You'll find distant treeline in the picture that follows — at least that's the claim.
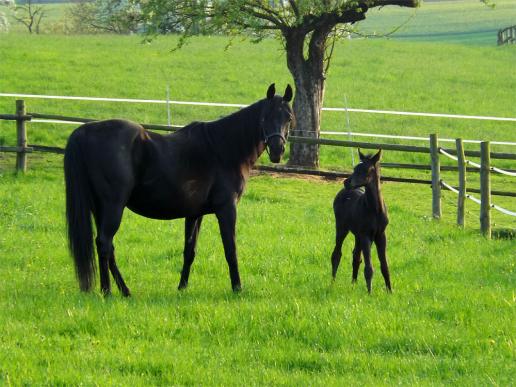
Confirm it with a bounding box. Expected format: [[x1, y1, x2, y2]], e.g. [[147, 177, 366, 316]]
[[14, 0, 71, 4]]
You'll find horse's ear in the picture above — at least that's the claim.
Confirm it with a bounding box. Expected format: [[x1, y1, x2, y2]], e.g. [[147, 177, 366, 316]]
[[371, 149, 382, 164], [358, 148, 366, 161], [283, 84, 293, 102], [267, 83, 276, 100]]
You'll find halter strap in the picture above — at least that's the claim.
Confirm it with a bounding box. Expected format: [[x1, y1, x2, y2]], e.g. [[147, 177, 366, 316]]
[[263, 129, 287, 145], [262, 128, 287, 158]]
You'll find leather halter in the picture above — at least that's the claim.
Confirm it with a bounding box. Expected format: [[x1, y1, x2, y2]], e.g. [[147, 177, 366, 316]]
[[262, 127, 287, 157]]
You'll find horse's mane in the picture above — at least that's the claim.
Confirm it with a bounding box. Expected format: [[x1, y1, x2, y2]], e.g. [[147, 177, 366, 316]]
[[176, 100, 264, 166]]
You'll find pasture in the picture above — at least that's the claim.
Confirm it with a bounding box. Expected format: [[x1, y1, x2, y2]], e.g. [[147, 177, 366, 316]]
[[0, 160, 515, 385], [1, 4, 516, 384]]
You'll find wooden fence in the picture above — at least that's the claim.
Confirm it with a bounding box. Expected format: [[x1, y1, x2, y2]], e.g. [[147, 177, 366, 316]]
[[1, 99, 515, 238], [498, 25, 516, 45]]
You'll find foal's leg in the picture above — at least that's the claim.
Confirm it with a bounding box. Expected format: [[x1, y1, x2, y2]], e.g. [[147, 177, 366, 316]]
[[216, 202, 241, 292], [95, 205, 127, 296], [352, 236, 362, 283], [331, 224, 348, 279], [178, 216, 203, 290], [360, 237, 374, 294], [375, 232, 392, 292]]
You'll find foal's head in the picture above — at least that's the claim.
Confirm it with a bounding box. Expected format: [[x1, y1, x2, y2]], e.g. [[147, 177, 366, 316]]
[[344, 149, 382, 190], [260, 83, 295, 163]]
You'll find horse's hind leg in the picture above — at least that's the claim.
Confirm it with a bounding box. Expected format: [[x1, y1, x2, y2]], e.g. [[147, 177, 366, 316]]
[[109, 250, 131, 297], [375, 232, 392, 292], [352, 236, 362, 283], [331, 223, 348, 279], [178, 216, 203, 290], [360, 237, 374, 293], [94, 204, 129, 296]]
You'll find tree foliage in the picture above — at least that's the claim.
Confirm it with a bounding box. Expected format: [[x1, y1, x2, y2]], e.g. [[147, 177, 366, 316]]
[[67, 0, 142, 34], [11, 0, 46, 34], [0, 11, 9, 33], [140, 1, 420, 167]]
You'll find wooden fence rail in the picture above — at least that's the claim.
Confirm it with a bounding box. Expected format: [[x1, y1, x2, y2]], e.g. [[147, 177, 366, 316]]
[[1, 100, 515, 237]]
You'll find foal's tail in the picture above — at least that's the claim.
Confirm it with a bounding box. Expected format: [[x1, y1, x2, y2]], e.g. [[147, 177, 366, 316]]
[[64, 133, 95, 291]]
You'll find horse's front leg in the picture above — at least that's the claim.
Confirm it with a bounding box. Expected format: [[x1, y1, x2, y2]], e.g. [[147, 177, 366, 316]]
[[375, 231, 392, 292], [178, 216, 203, 290], [360, 236, 374, 294], [216, 202, 241, 292]]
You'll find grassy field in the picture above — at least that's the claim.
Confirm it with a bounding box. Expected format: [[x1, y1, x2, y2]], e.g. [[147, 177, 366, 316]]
[[0, 158, 514, 385], [0, 3, 515, 384], [1, 31, 515, 196], [360, 0, 516, 45], [3, 0, 516, 45]]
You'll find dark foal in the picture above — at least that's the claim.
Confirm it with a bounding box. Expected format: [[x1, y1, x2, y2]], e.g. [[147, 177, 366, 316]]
[[331, 149, 392, 293], [64, 83, 294, 296]]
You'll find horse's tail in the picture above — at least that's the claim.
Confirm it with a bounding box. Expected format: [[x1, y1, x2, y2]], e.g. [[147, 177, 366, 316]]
[[64, 132, 95, 291]]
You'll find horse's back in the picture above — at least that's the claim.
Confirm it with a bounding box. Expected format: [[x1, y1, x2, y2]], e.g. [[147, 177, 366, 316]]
[[333, 187, 388, 235], [69, 119, 146, 145], [333, 187, 362, 213], [333, 187, 366, 232], [66, 119, 147, 202]]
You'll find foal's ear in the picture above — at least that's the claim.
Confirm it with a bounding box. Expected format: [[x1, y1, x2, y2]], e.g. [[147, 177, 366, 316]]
[[371, 149, 382, 164], [358, 148, 366, 161], [267, 83, 276, 100], [283, 84, 293, 102]]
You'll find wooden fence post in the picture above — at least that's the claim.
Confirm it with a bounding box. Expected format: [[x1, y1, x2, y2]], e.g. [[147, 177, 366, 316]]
[[16, 99, 28, 173], [480, 141, 491, 238], [430, 133, 441, 219], [456, 138, 466, 227]]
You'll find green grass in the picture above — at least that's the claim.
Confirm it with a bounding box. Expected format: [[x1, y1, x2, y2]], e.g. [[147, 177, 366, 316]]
[[3, 0, 516, 45], [0, 158, 514, 385], [359, 0, 516, 45], [0, 9, 515, 383], [1, 32, 514, 194]]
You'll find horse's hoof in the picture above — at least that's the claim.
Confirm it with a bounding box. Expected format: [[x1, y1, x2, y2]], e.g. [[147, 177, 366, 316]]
[[178, 283, 188, 291], [121, 288, 131, 297], [232, 284, 242, 293]]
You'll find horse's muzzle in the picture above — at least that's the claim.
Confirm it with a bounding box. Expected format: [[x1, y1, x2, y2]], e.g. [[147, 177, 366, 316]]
[[266, 137, 285, 163]]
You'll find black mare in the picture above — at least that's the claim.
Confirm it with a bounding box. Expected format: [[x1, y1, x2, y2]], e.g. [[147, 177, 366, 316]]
[[64, 84, 294, 296], [330, 149, 392, 293]]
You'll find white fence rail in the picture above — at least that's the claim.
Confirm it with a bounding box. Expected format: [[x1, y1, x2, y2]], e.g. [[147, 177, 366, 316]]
[[2, 92, 516, 148], [2, 92, 516, 122], [436, 141, 515, 239]]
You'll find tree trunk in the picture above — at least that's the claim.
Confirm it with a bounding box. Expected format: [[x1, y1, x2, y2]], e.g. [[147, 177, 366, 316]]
[[284, 27, 330, 168], [289, 73, 324, 167]]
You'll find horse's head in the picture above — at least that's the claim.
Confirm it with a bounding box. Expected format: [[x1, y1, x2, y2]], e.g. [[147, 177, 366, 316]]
[[344, 149, 382, 189], [260, 83, 295, 163]]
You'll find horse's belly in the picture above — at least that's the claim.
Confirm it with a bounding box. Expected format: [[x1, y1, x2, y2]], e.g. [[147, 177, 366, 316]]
[[127, 180, 211, 220]]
